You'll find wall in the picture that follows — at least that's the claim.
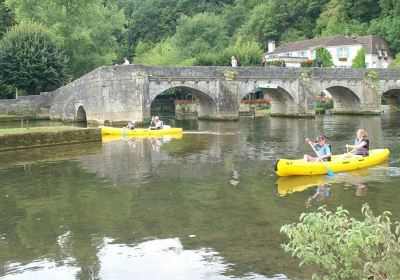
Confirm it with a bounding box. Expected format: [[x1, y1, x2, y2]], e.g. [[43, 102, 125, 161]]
[[0, 92, 53, 115], [2, 66, 399, 122], [327, 44, 363, 68]]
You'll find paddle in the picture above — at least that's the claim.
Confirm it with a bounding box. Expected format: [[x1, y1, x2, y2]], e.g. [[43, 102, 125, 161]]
[[308, 141, 335, 176], [148, 116, 154, 129]]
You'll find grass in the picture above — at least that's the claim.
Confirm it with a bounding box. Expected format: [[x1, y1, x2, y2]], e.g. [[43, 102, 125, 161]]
[[255, 109, 271, 115], [0, 126, 80, 135]]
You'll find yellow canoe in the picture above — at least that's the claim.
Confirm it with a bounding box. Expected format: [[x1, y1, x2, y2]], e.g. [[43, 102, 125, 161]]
[[100, 126, 183, 136], [275, 148, 390, 176], [102, 133, 182, 142]]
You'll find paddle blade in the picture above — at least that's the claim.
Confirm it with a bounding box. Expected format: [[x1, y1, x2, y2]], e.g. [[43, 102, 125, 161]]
[[326, 166, 335, 176]]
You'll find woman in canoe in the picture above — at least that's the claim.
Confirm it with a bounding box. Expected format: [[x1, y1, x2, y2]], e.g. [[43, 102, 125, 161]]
[[345, 129, 369, 157], [304, 135, 332, 162]]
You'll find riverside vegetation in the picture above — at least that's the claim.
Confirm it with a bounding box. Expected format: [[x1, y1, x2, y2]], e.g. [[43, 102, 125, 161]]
[[281, 204, 400, 280], [1, 0, 400, 98]]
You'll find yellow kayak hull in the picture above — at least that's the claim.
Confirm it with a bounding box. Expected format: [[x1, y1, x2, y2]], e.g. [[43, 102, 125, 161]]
[[100, 126, 183, 136], [102, 134, 182, 142], [275, 148, 390, 176]]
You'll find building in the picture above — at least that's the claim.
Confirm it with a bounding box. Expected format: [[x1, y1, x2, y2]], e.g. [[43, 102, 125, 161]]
[[264, 35, 393, 68]]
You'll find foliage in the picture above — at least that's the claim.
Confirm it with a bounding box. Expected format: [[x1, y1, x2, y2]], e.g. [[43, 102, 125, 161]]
[[132, 37, 181, 66], [0, 0, 15, 38], [174, 13, 229, 59], [281, 204, 400, 280], [351, 47, 366, 68], [0, 82, 13, 99], [2, 0, 400, 80], [315, 47, 334, 67], [369, 16, 400, 53], [5, 0, 126, 78], [0, 22, 68, 95], [389, 52, 400, 68], [123, 0, 181, 56], [266, 60, 286, 67]]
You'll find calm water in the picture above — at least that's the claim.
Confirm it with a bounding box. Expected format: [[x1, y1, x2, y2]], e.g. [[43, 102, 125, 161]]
[[0, 115, 400, 280]]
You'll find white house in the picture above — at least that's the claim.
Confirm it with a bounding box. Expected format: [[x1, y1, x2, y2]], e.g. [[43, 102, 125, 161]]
[[264, 35, 393, 68]]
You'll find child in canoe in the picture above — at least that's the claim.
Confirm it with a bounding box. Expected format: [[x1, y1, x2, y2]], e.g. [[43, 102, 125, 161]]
[[304, 135, 332, 162], [344, 129, 369, 157]]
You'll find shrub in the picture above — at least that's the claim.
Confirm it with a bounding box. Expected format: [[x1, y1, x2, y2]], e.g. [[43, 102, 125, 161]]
[[281, 204, 400, 280], [351, 47, 366, 68], [0, 22, 68, 95]]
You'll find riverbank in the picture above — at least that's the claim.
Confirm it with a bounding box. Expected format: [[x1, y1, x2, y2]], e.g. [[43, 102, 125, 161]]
[[0, 126, 101, 151], [0, 114, 50, 122]]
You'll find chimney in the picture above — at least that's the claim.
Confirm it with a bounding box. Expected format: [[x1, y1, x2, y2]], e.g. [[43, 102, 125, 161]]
[[268, 41, 275, 53]]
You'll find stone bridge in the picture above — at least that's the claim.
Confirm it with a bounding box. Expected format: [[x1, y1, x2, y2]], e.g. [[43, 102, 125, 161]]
[[46, 65, 400, 123]]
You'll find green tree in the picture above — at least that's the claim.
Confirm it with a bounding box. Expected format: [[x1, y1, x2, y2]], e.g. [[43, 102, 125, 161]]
[[315, 47, 334, 67], [314, 0, 349, 36], [281, 204, 400, 280], [0, 22, 68, 95], [5, 0, 126, 79], [132, 37, 182, 66], [351, 47, 366, 68], [174, 13, 229, 59], [389, 52, 400, 68], [369, 16, 400, 53], [0, 0, 15, 38]]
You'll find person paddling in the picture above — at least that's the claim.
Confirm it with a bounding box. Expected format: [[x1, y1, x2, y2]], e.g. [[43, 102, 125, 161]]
[[345, 129, 369, 157], [150, 116, 163, 130], [304, 135, 332, 162]]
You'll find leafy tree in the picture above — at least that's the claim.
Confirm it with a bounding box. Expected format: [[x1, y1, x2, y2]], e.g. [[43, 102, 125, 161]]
[[5, 0, 126, 79], [315, 47, 334, 67], [132, 37, 181, 66], [281, 204, 400, 280], [389, 52, 400, 68], [240, 0, 328, 49], [195, 38, 263, 66], [345, 0, 381, 23], [124, 0, 181, 56], [0, 22, 68, 95], [174, 13, 229, 59], [0, 0, 15, 38], [369, 16, 400, 53], [351, 47, 366, 68], [314, 0, 349, 36]]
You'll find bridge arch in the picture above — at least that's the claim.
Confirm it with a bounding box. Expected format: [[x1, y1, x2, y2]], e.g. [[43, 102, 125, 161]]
[[247, 86, 297, 116], [381, 88, 400, 112], [262, 86, 297, 115], [76, 105, 87, 122], [322, 85, 360, 113], [150, 85, 216, 119]]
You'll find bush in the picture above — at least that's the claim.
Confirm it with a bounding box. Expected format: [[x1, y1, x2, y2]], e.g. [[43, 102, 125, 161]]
[[351, 47, 366, 68], [0, 22, 68, 95], [281, 204, 400, 280]]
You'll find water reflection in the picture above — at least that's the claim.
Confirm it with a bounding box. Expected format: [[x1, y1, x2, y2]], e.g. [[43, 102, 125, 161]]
[[1, 115, 400, 279], [276, 166, 389, 198], [2, 237, 287, 280]]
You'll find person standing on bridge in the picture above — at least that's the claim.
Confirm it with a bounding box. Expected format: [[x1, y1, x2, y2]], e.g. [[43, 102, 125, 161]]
[[231, 56, 238, 67], [123, 57, 130, 65]]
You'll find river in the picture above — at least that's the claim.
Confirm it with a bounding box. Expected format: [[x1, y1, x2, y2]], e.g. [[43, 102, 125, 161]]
[[0, 114, 399, 279]]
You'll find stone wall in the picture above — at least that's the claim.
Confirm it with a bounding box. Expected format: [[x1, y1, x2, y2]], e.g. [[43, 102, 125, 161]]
[[2, 65, 399, 122], [0, 128, 101, 150], [0, 92, 53, 116]]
